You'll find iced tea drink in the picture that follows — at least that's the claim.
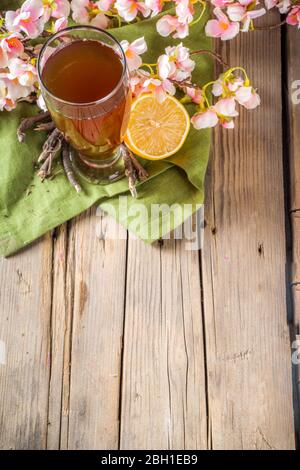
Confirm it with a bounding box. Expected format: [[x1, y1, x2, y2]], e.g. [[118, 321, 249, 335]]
[[38, 27, 131, 184]]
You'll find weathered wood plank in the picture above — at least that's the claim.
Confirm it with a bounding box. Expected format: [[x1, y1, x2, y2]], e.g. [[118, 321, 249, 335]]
[[287, 26, 300, 325], [120, 235, 208, 450], [0, 236, 52, 449], [286, 24, 300, 445], [46, 224, 68, 450], [57, 208, 127, 450], [201, 19, 295, 449]]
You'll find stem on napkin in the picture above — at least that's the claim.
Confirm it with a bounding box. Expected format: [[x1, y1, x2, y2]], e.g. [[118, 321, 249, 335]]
[[17, 111, 51, 143], [62, 142, 82, 194]]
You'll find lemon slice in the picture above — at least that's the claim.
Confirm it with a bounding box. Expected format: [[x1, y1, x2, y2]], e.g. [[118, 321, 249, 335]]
[[124, 94, 190, 160]]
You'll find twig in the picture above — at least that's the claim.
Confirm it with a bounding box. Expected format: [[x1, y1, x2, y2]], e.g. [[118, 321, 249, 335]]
[[255, 19, 287, 30], [190, 49, 230, 69], [37, 130, 64, 180], [17, 94, 38, 105], [170, 79, 199, 90], [38, 128, 63, 163], [17, 111, 51, 142], [121, 144, 148, 181], [122, 147, 138, 198], [35, 121, 56, 132], [62, 142, 82, 193], [37, 153, 53, 180]]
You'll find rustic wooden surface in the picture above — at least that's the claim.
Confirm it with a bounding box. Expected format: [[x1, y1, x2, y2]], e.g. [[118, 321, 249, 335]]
[[0, 21, 299, 449]]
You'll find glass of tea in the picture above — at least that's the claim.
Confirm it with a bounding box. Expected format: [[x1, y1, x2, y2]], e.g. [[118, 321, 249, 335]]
[[37, 26, 131, 184]]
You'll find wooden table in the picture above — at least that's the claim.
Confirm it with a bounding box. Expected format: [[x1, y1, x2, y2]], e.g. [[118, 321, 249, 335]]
[[0, 14, 299, 450]]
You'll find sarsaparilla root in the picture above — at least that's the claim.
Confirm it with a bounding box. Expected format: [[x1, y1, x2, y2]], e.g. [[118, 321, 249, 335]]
[[18, 117, 148, 195]]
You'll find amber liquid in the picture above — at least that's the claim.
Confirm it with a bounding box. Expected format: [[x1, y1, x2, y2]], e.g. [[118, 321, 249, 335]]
[[42, 40, 131, 161]]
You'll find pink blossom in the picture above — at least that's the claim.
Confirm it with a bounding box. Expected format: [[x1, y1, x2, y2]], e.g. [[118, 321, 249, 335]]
[[157, 44, 195, 82], [71, 0, 109, 28], [211, 0, 234, 6], [264, 0, 278, 8], [0, 35, 24, 68], [145, 0, 164, 16], [0, 74, 34, 111], [7, 58, 37, 87], [192, 97, 239, 130], [130, 70, 148, 96], [0, 78, 17, 111], [175, 0, 194, 24], [286, 6, 300, 27], [191, 109, 219, 129], [43, 0, 71, 21], [5, 0, 45, 39], [71, 0, 90, 22], [142, 77, 176, 103], [205, 8, 240, 40], [156, 15, 189, 38], [212, 80, 223, 97], [96, 0, 115, 11], [227, 4, 266, 32], [264, 0, 290, 13], [277, 0, 292, 14], [235, 87, 260, 109], [157, 54, 176, 80], [186, 86, 204, 104], [214, 96, 239, 117], [115, 0, 151, 22], [227, 76, 244, 92], [165, 43, 195, 80], [226, 4, 247, 22], [53, 16, 68, 32], [120, 37, 147, 71], [212, 76, 244, 96]]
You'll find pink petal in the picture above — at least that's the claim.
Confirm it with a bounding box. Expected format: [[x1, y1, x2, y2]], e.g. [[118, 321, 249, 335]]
[[214, 97, 239, 117], [0, 47, 8, 68], [52, 0, 71, 19], [221, 22, 240, 40], [173, 22, 189, 39], [156, 15, 177, 37], [90, 13, 109, 28], [248, 8, 267, 20], [131, 37, 147, 55], [213, 7, 229, 23], [191, 109, 219, 129], [222, 119, 235, 129], [235, 86, 252, 104], [5, 11, 19, 32], [227, 5, 245, 22], [53, 17, 68, 33], [205, 19, 224, 38], [23, 0, 44, 20], [158, 54, 171, 80], [243, 92, 261, 109], [126, 52, 142, 71]]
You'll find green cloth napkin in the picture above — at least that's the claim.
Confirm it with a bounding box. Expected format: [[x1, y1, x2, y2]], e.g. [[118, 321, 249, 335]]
[[0, 4, 213, 257]]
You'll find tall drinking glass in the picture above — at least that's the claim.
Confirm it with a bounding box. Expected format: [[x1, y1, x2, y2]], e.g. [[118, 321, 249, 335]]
[[37, 26, 131, 184]]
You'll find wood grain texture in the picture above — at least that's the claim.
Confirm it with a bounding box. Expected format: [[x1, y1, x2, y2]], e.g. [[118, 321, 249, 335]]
[[287, 26, 300, 324], [0, 236, 52, 449], [120, 235, 208, 450], [201, 19, 295, 449], [286, 25, 300, 446], [46, 224, 68, 450], [58, 208, 127, 450]]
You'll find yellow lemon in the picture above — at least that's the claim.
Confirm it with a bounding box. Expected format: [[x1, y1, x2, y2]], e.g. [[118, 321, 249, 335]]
[[124, 94, 190, 160]]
